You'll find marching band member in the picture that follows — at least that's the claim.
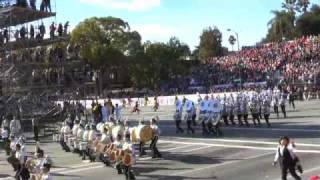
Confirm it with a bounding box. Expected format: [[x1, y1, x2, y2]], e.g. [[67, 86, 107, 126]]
[[280, 92, 287, 118], [191, 102, 197, 126], [184, 99, 195, 134], [60, 121, 71, 152], [114, 104, 122, 121], [114, 134, 124, 174], [250, 94, 261, 126], [174, 97, 184, 134], [81, 124, 90, 160], [206, 95, 216, 134], [74, 123, 84, 156], [131, 101, 140, 114], [199, 96, 209, 135], [40, 164, 52, 180], [70, 120, 80, 152], [228, 94, 236, 125], [242, 95, 250, 127], [87, 124, 97, 162], [153, 96, 159, 112], [221, 95, 229, 126], [10, 117, 21, 138], [262, 96, 272, 128], [211, 96, 223, 136], [14, 143, 27, 179], [150, 117, 162, 158], [122, 134, 136, 180], [273, 91, 280, 118], [1, 126, 10, 155], [235, 94, 244, 126]]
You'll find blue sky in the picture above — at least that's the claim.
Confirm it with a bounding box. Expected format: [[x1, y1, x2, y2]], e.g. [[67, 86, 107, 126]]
[[52, 0, 320, 50]]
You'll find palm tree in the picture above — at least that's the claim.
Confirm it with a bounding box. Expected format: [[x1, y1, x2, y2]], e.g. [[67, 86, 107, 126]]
[[297, 0, 310, 13], [228, 35, 236, 51], [267, 10, 295, 42]]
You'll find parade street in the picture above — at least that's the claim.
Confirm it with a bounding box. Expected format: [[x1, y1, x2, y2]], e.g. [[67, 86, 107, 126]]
[[1, 100, 320, 180]]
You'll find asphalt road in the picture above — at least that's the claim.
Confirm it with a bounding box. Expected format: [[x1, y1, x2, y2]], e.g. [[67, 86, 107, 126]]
[[1, 100, 320, 180]]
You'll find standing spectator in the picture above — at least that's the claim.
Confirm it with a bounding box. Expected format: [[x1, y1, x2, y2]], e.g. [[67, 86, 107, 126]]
[[14, 30, 19, 40], [0, 31, 4, 46], [3, 28, 9, 43], [289, 91, 295, 110], [30, 25, 35, 39], [32, 117, 39, 142], [49, 22, 56, 39], [57, 23, 63, 37], [64, 21, 69, 35], [39, 23, 46, 39], [29, 0, 36, 10], [19, 26, 26, 39], [44, 0, 51, 12]]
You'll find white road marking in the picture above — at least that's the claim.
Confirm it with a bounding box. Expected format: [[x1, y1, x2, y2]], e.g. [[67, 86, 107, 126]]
[[56, 165, 104, 174], [51, 162, 102, 173], [172, 152, 274, 176], [161, 145, 194, 152], [159, 140, 320, 154], [170, 137, 320, 148], [180, 146, 212, 153], [159, 125, 320, 133]]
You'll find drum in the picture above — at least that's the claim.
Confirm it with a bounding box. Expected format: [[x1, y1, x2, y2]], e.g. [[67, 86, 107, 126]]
[[122, 153, 132, 166], [109, 151, 116, 162], [130, 125, 153, 143], [95, 142, 106, 153], [26, 159, 37, 173], [115, 149, 125, 160], [111, 125, 124, 140]]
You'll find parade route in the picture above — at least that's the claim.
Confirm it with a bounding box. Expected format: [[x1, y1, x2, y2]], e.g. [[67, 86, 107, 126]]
[[1, 100, 320, 180]]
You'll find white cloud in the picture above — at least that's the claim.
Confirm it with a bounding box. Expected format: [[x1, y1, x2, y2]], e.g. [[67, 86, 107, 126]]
[[79, 0, 161, 11], [131, 24, 179, 42]]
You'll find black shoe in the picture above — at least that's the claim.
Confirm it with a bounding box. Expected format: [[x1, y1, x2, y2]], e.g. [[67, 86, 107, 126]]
[[297, 165, 303, 174]]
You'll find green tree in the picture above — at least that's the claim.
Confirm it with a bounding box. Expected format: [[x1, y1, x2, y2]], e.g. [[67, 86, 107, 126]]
[[198, 26, 223, 61], [296, 4, 320, 36], [266, 10, 295, 42], [71, 16, 143, 94]]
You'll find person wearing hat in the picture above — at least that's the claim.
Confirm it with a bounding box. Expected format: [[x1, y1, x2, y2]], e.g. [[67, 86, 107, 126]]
[[32, 117, 40, 142], [174, 97, 184, 134], [40, 163, 52, 180], [80, 124, 90, 160], [241, 96, 250, 127], [59, 121, 71, 152], [14, 143, 27, 180], [74, 123, 84, 156], [1, 126, 10, 155], [228, 94, 236, 125], [150, 117, 162, 159], [87, 124, 97, 162], [273, 136, 301, 180], [184, 99, 195, 135], [250, 95, 261, 126], [262, 96, 272, 128], [10, 116, 21, 138], [280, 92, 287, 118], [199, 95, 209, 135], [114, 104, 122, 122], [114, 134, 124, 174], [122, 133, 136, 180], [70, 120, 80, 153]]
